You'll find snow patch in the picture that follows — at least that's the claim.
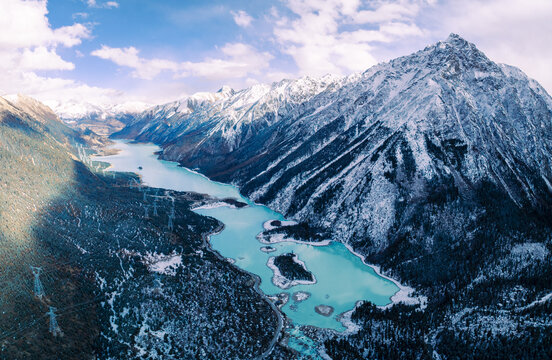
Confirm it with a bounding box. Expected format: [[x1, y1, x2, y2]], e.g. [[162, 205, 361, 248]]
[[143, 252, 182, 276]]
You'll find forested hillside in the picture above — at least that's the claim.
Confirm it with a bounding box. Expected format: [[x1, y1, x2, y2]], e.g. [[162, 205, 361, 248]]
[[0, 96, 282, 359]]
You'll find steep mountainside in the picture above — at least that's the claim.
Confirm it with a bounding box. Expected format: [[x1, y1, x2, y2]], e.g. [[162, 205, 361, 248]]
[[116, 34, 552, 359], [113, 75, 343, 167], [0, 96, 283, 359], [118, 34, 552, 251]]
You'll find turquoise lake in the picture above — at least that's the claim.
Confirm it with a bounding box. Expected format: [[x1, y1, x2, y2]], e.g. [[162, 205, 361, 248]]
[[95, 140, 399, 332]]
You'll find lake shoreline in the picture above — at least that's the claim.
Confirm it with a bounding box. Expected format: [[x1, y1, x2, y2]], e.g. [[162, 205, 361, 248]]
[[97, 139, 408, 358], [199, 222, 285, 359]]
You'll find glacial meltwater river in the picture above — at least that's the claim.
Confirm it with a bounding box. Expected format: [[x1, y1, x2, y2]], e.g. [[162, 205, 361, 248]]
[[96, 140, 399, 355]]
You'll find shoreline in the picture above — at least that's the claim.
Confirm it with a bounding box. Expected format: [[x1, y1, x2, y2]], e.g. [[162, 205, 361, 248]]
[[199, 222, 285, 360], [342, 243, 427, 310]]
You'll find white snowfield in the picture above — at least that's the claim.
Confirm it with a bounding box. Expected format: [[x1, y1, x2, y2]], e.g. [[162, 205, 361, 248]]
[[143, 252, 183, 276]]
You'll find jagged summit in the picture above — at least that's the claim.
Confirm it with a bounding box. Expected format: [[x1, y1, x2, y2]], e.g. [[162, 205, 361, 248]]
[[217, 85, 235, 95], [113, 72, 343, 146], [378, 33, 498, 80], [445, 32, 469, 45]]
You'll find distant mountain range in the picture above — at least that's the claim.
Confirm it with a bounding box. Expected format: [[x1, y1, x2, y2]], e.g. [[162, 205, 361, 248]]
[[45, 98, 151, 136], [112, 34, 552, 358]]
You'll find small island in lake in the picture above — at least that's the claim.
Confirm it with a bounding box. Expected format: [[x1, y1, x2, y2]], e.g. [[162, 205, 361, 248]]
[[260, 246, 276, 253], [292, 291, 311, 303], [221, 197, 248, 208], [315, 304, 334, 317], [267, 252, 316, 289]]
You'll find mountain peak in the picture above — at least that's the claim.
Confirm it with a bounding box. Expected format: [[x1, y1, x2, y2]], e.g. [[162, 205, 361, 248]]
[[445, 33, 468, 45], [400, 33, 497, 76], [440, 33, 485, 56], [217, 85, 235, 95]]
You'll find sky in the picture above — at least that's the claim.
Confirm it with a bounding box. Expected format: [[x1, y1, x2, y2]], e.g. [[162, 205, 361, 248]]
[[1, 0, 552, 109]]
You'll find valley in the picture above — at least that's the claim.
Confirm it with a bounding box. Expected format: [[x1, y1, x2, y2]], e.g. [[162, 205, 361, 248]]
[[1, 32, 552, 359], [107, 34, 552, 359], [95, 140, 407, 356], [0, 99, 283, 359]]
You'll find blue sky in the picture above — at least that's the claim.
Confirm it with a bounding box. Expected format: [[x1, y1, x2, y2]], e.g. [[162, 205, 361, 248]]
[[1, 0, 552, 110], [45, 0, 280, 101]]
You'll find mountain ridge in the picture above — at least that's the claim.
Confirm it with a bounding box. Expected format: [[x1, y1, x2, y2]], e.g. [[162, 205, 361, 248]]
[[115, 33, 552, 242]]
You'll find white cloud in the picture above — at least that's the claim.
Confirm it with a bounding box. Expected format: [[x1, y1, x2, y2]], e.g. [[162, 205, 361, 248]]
[[0, 0, 89, 72], [87, 0, 119, 8], [0, 0, 90, 49], [351, 2, 420, 24], [73, 12, 89, 20], [180, 43, 273, 80], [91, 42, 273, 81], [19, 47, 75, 71], [231, 10, 253, 27], [0, 47, 75, 72], [0, 0, 89, 75], [91, 46, 180, 80], [0, 69, 124, 106], [0, 0, 127, 108], [273, 0, 426, 76]]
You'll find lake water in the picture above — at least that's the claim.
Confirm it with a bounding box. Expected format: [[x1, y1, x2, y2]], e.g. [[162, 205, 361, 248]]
[[95, 140, 399, 333]]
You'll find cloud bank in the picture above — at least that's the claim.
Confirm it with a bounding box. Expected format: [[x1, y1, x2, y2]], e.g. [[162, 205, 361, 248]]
[[1, 0, 551, 109]]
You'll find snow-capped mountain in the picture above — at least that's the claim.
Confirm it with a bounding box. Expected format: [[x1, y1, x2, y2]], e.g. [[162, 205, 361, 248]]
[[48, 99, 151, 136], [114, 35, 552, 357], [113, 74, 343, 158], [117, 34, 552, 251]]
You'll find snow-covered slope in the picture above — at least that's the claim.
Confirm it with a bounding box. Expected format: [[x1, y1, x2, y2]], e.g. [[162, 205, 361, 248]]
[[49, 99, 151, 136], [225, 33, 552, 250], [117, 34, 552, 254], [113, 75, 343, 161]]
